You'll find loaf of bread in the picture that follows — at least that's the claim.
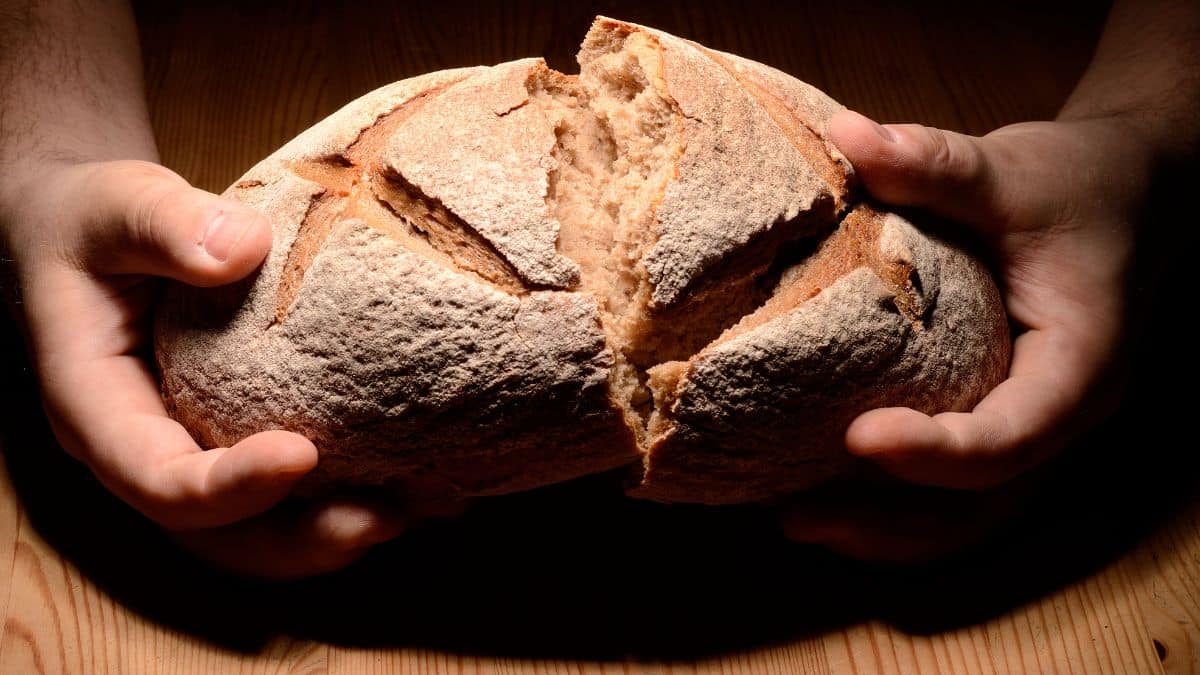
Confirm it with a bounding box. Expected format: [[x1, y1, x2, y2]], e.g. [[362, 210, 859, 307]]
[[154, 17, 1010, 505]]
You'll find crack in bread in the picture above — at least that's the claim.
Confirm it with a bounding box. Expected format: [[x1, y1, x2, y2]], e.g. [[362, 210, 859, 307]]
[[371, 169, 528, 294], [274, 82, 465, 323], [155, 17, 1010, 505], [690, 43, 852, 211]]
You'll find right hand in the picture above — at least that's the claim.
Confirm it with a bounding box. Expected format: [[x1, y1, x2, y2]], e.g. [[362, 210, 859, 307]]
[[827, 110, 1143, 490], [1, 159, 408, 579], [783, 109, 1152, 562]]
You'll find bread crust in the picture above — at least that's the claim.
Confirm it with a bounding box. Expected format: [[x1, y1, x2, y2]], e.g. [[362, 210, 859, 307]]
[[155, 18, 1010, 505], [155, 65, 641, 501], [594, 19, 846, 310], [632, 207, 1010, 503]]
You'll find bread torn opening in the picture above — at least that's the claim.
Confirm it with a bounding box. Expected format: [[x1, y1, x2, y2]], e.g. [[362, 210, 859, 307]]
[[528, 28, 685, 439], [528, 24, 907, 444], [274, 22, 919, 452], [641, 206, 916, 438]]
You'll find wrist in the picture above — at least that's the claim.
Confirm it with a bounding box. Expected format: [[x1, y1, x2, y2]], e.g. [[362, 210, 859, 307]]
[[1052, 113, 1173, 179], [0, 123, 159, 206], [0, 152, 155, 251], [1057, 105, 1199, 173]]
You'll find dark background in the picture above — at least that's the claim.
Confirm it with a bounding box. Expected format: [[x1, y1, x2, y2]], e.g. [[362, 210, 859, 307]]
[[4, 0, 1196, 663], [132, 0, 1109, 192]]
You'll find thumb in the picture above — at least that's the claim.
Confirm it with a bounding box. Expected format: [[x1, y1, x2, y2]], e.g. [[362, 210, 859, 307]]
[[68, 160, 271, 286], [828, 109, 1009, 235]]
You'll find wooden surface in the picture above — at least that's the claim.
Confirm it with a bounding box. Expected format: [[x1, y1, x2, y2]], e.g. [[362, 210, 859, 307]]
[[2, 1, 1199, 673]]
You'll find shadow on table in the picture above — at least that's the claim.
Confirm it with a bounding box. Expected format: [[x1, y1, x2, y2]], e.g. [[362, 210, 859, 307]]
[[3, 198, 1196, 659], [2, 304, 1194, 662]]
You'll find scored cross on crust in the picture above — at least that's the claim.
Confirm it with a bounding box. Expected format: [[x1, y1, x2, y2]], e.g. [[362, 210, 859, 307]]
[[273, 83, 529, 326], [158, 17, 1010, 505]]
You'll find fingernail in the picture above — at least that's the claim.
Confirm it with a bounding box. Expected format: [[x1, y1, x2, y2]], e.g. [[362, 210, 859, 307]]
[[202, 209, 262, 262], [362, 511, 407, 545], [330, 502, 406, 545]]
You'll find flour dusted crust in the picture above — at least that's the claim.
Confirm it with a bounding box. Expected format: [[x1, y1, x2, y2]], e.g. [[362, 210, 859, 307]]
[[155, 17, 1010, 505], [633, 208, 1010, 503], [600, 22, 843, 309], [155, 66, 640, 501]]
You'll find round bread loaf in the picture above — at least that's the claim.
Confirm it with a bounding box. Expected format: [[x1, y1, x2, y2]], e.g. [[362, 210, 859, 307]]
[[154, 17, 1010, 505]]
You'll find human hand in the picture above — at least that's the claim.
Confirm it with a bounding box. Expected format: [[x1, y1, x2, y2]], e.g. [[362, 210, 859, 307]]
[[0, 159, 407, 579], [784, 109, 1150, 560]]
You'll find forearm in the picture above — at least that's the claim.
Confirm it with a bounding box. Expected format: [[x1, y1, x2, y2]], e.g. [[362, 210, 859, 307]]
[[1060, 0, 1200, 165], [0, 0, 155, 206]]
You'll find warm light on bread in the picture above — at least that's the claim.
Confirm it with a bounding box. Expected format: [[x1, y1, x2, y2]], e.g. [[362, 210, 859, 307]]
[[154, 17, 1010, 505]]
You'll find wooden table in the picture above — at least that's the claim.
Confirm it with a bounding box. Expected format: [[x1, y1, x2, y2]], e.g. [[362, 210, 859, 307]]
[[2, 1, 1198, 673]]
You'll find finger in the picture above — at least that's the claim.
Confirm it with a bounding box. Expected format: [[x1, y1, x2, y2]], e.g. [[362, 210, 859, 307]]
[[85, 404, 318, 532], [782, 507, 973, 563], [63, 160, 271, 285], [23, 251, 315, 531], [40, 341, 317, 530], [827, 109, 1011, 234], [154, 428, 320, 530], [845, 326, 1095, 489], [174, 498, 407, 580], [781, 483, 1024, 563]]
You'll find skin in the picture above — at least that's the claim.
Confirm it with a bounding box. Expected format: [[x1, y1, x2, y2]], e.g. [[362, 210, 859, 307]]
[[0, 0, 1195, 575], [0, 1, 406, 579], [783, 0, 1200, 561]]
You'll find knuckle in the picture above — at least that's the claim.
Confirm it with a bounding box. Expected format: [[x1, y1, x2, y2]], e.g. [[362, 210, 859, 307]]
[[127, 181, 192, 250], [924, 129, 988, 186], [104, 159, 181, 182], [127, 474, 208, 532], [135, 492, 192, 530], [306, 522, 379, 572], [923, 128, 954, 168], [82, 160, 191, 250], [133, 494, 192, 531]]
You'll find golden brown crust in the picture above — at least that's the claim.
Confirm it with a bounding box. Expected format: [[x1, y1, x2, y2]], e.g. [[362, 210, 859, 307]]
[[155, 65, 641, 502], [155, 19, 1010, 506], [634, 208, 1010, 504], [690, 43, 851, 209], [273, 83, 474, 323]]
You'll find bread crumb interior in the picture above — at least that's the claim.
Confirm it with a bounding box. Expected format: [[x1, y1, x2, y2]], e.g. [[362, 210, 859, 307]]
[[276, 24, 903, 449], [530, 28, 686, 438], [532, 25, 902, 445]]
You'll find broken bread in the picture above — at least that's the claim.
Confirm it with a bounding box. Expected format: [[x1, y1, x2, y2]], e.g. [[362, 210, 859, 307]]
[[154, 17, 1009, 505]]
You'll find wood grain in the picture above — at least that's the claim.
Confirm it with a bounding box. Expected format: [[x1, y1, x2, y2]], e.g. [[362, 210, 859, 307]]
[[0, 452, 18, 644], [1129, 496, 1200, 675], [1, 0, 1195, 673]]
